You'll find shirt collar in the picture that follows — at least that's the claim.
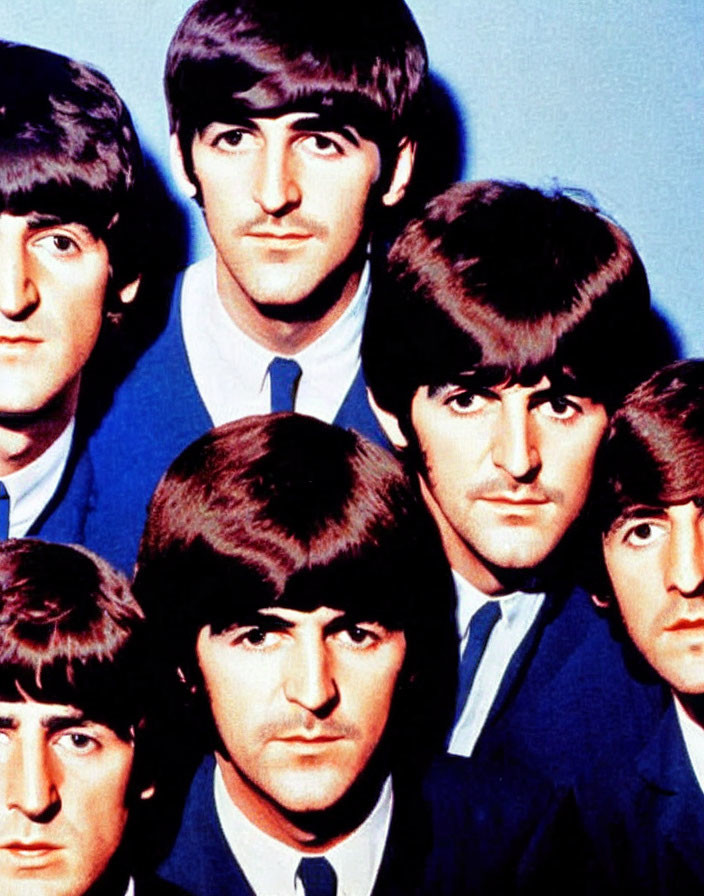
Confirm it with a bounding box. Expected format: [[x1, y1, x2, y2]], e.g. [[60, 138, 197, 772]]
[[1, 419, 75, 537], [189, 253, 370, 386], [674, 694, 704, 795], [452, 568, 545, 641], [213, 761, 392, 896]]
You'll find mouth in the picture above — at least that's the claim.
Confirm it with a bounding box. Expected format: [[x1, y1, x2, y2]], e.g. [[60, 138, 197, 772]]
[[2, 842, 61, 859], [0, 336, 41, 352], [481, 494, 549, 507], [246, 231, 312, 241], [275, 734, 344, 744], [666, 618, 704, 632]]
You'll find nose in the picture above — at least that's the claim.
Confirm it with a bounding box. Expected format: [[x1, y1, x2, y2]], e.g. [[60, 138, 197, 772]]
[[252, 141, 302, 217], [283, 636, 338, 716], [666, 515, 704, 597], [5, 738, 60, 821], [491, 402, 541, 481], [0, 230, 39, 321]]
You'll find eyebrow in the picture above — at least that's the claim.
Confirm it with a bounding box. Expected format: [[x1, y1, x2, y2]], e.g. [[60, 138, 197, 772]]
[[609, 505, 668, 531], [0, 710, 88, 732], [24, 213, 92, 235]]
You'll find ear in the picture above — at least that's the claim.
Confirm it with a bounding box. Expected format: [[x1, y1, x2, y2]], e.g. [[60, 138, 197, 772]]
[[118, 276, 141, 305], [169, 133, 198, 199], [367, 388, 408, 448], [381, 137, 416, 208]]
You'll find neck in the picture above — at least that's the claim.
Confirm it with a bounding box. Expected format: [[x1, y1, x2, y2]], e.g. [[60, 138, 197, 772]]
[[215, 749, 385, 852], [0, 385, 77, 476], [215, 252, 366, 355], [418, 477, 533, 597]]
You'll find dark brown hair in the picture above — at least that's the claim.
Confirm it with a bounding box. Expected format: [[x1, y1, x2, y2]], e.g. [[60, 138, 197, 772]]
[[165, 0, 427, 188], [595, 359, 704, 536], [134, 413, 457, 763], [0, 41, 143, 310], [0, 539, 147, 739], [363, 180, 653, 429]]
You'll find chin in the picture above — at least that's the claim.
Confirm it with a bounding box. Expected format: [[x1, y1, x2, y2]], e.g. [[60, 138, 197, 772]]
[[268, 771, 349, 815]]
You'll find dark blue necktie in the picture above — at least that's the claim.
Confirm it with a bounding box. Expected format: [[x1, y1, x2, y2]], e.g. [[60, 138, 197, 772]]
[[269, 357, 302, 413], [0, 482, 9, 540], [297, 857, 337, 896], [452, 600, 502, 729]]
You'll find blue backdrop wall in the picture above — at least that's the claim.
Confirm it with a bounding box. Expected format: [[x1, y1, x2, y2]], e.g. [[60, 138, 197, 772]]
[[2, 1, 702, 353]]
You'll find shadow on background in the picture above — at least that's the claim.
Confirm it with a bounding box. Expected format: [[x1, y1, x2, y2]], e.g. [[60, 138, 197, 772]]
[[650, 301, 684, 368], [380, 71, 468, 246]]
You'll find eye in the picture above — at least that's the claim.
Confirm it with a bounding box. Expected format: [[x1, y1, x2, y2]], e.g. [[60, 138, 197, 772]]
[[335, 624, 382, 649], [537, 396, 580, 420], [302, 134, 344, 156], [443, 390, 489, 415], [623, 521, 667, 547], [235, 627, 283, 650], [35, 232, 80, 257], [212, 128, 254, 151], [56, 731, 99, 754]]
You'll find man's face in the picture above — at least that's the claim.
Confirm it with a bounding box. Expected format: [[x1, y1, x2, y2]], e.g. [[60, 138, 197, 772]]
[[604, 500, 704, 693], [0, 697, 134, 896], [410, 376, 608, 593], [0, 213, 109, 418], [187, 112, 405, 316], [196, 605, 406, 838]]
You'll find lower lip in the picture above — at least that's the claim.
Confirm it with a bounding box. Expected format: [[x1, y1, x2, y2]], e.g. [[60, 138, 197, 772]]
[[3, 846, 60, 864], [668, 623, 704, 633], [247, 234, 311, 242], [276, 737, 342, 747], [0, 340, 39, 351]]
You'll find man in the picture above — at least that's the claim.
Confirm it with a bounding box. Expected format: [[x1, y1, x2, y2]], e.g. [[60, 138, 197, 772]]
[[85, 0, 426, 573], [0, 538, 187, 896], [0, 41, 142, 546], [362, 179, 669, 781], [575, 360, 704, 893], [134, 414, 587, 896]]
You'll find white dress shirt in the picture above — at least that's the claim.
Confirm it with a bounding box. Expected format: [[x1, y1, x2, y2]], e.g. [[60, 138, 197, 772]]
[[181, 254, 370, 426], [1, 419, 75, 537], [213, 762, 393, 896], [674, 694, 704, 796], [447, 569, 545, 757]]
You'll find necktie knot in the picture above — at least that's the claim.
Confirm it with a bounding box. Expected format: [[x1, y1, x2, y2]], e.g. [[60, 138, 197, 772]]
[[297, 857, 337, 896], [0, 482, 9, 540], [452, 599, 502, 729], [269, 356, 302, 413]]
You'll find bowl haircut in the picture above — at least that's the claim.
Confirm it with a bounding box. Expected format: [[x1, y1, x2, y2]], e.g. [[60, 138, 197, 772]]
[[134, 413, 458, 765], [164, 0, 427, 195], [0, 539, 147, 742], [594, 359, 704, 539], [0, 41, 143, 313], [362, 180, 653, 438]]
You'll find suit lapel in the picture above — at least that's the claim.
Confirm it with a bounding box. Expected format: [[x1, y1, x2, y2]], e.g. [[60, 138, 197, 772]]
[[27, 430, 95, 542], [636, 704, 704, 883], [159, 757, 256, 896], [333, 366, 390, 449]]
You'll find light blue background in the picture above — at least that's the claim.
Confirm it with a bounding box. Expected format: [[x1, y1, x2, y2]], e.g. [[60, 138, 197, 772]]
[[2, 1, 702, 352]]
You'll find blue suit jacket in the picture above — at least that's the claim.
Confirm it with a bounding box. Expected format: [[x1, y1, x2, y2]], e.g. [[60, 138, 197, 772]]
[[158, 754, 597, 896], [576, 700, 704, 894], [23, 432, 96, 545], [83, 272, 389, 573], [471, 585, 670, 787]]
